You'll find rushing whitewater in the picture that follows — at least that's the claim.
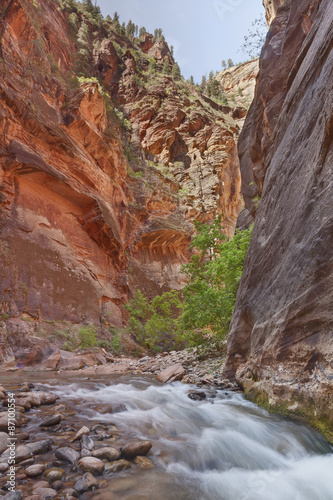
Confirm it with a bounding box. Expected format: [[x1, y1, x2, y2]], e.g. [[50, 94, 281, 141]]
[[43, 375, 333, 500]]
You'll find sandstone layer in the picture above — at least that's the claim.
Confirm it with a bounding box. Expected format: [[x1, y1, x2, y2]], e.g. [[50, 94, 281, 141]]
[[215, 58, 259, 126], [226, 0, 333, 441], [0, 0, 248, 348]]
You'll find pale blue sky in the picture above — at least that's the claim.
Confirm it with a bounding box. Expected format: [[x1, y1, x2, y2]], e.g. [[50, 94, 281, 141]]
[[98, 0, 265, 83]]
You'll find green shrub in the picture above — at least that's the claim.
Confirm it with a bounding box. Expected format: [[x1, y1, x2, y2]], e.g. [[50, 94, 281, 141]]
[[78, 324, 97, 348], [148, 57, 157, 73], [125, 290, 183, 352], [110, 332, 122, 354]]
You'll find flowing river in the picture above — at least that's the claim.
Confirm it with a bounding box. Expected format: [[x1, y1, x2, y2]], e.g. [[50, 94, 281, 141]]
[[32, 374, 333, 500]]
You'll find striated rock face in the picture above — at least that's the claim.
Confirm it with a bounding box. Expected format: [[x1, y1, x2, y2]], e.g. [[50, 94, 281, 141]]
[[215, 59, 259, 126], [0, 0, 251, 337], [262, 0, 286, 24], [226, 0, 333, 440], [239, 0, 322, 213]]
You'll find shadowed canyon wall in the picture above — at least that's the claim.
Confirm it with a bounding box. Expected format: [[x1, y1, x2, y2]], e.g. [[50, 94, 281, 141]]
[[226, 0, 333, 440]]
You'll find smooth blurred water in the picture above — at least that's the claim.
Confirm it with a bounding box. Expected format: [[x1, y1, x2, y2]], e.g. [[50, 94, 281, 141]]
[[41, 375, 333, 500]]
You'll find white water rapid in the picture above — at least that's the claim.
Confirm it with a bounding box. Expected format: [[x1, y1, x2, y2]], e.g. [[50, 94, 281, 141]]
[[43, 375, 333, 500]]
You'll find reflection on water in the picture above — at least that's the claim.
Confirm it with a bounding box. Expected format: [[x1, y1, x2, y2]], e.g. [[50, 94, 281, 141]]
[[38, 374, 333, 500]]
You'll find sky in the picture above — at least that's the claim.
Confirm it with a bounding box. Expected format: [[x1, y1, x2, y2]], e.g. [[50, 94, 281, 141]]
[[97, 0, 265, 83]]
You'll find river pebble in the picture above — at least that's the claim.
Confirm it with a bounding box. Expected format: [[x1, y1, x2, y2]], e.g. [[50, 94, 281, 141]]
[[40, 415, 62, 428], [91, 447, 121, 461], [55, 447, 80, 464], [32, 482, 49, 491], [74, 472, 98, 493], [25, 464, 46, 477], [105, 459, 131, 473], [133, 456, 154, 469], [81, 435, 94, 451], [50, 480, 63, 491], [61, 488, 77, 498], [121, 441, 152, 459], [2, 491, 23, 500], [44, 468, 64, 482], [32, 488, 57, 499], [78, 457, 104, 475], [72, 427, 89, 442]]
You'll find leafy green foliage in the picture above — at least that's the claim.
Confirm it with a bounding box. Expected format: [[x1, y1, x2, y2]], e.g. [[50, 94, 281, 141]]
[[110, 331, 122, 354], [153, 28, 164, 41], [139, 26, 147, 37], [125, 290, 183, 352], [74, 20, 91, 76], [112, 108, 132, 131], [148, 57, 157, 73], [172, 63, 181, 80], [78, 324, 98, 348], [126, 19, 136, 38], [163, 58, 171, 74], [207, 78, 222, 99], [67, 12, 78, 34], [181, 217, 252, 344]]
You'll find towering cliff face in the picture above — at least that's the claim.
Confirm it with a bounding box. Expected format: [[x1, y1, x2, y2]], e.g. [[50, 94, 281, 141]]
[[0, 0, 245, 339], [226, 0, 333, 440], [215, 59, 259, 126]]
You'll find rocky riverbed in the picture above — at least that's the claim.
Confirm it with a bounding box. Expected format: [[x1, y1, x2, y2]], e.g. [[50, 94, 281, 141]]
[[0, 348, 240, 500], [64, 347, 236, 388]]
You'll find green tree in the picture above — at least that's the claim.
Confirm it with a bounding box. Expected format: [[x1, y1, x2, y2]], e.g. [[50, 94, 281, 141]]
[[200, 75, 207, 92], [113, 11, 119, 22], [125, 290, 149, 344], [207, 78, 221, 99], [139, 26, 147, 37], [180, 217, 252, 344], [227, 58, 234, 68], [144, 291, 183, 352], [60, 0, 77, 12], [172, 62, 181, 80], [189, 75, 194, 85], [221, 60, 227, 69], [126, 19, 136, 38], [68, 12, 78, 34], [170, 45, 174, 57], [163, 58, 171, 74], [81, 0, 102, 24], [74, 20, 91, 76], [125, 290, 183, 352]]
